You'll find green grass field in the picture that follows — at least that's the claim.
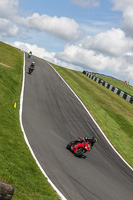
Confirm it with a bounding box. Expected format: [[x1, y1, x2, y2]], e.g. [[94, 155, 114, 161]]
[[0, 41, 133, 199], [0, 41, 59, 200], [50, 63, 133, 168]]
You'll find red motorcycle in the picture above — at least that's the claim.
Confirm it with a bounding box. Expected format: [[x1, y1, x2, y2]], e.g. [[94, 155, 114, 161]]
[[66, 137, 97, 157]]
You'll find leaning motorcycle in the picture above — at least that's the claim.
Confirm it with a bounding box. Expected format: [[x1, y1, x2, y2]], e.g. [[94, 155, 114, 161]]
[[66, 138, 92, 157]]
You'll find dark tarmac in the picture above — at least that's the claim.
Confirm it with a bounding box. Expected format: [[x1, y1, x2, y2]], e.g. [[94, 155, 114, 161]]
[[22, 53, 133, 200]]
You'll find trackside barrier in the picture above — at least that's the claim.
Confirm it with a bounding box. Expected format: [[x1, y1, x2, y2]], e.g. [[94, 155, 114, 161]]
[[83, 71, 133, 104]]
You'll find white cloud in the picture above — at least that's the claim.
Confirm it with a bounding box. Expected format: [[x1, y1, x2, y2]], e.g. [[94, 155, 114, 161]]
[[12, 41, 56, 62], [111, 56, 133, 81], [0, 0, 18, 18], [0, 0, 19, 37], [14, 13, 83, 41], [0, 18, 19, 36], [111, 0, 133, 11], [0, 0, 83, 42], [56, 44, 109, 71], [78, 28, 133, 56], [12, 41, 84, 71], [122, 6, 133, 37], [11, 40, 133, 84], [1, 0, 133, 85], [70, 0, 99, 7], [111, 0, 133, 38], [55, 29, 133, 83]]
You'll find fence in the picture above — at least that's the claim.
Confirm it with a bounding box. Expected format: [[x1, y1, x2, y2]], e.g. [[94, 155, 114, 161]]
[[83, 71, 133, 104]]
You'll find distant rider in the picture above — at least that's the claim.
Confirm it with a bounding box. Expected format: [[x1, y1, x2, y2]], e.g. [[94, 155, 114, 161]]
[[28, 51, 32, 58]]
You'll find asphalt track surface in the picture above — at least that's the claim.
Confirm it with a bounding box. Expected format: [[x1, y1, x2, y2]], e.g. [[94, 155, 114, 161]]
[[22, 54, 133, 200]]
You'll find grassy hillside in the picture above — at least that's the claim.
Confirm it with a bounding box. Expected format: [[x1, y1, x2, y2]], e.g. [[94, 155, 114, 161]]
[[0, 40, 132, 200], [50, 63, 133, 168], [0, 41, 59, 200]]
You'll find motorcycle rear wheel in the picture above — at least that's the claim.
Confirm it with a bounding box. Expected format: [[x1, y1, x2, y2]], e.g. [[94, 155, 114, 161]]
[[74, 147, 86, 157]]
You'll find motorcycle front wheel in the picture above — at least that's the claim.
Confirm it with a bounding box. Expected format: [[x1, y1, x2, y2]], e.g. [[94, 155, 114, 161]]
[[66, 141, 75, 150], [74, 147, 86, 157]]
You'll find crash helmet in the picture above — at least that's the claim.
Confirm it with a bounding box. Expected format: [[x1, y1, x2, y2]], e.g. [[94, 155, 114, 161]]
[[31, 62, 35, 66], [92, 137, 97, 143]]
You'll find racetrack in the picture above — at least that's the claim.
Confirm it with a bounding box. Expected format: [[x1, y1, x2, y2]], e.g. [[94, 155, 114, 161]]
[[22, 53, 133, 200]]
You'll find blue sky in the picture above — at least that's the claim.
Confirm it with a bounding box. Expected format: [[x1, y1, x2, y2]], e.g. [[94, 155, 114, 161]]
[[0, 0, 133, 85]]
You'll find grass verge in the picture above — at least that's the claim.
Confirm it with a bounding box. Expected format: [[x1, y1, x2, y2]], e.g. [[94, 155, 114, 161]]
[[0, 41, 59, 200], [50, 63, 133, 168]]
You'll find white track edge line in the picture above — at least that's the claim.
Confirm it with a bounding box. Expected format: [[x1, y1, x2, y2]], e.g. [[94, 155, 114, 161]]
[[48, 62, 133, 171], [19, 52, 67, 200]]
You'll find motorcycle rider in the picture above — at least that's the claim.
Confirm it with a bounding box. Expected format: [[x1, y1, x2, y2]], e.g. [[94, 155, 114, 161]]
[[82, 136, 97, 147], [28, 51, 32, 58], [30, 62, 35, 69], [71, 136, 97, 154], [28, 62, 35, 74]]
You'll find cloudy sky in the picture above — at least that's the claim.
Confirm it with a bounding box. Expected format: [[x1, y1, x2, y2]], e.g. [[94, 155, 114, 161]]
[[1, 0, 133, 85]]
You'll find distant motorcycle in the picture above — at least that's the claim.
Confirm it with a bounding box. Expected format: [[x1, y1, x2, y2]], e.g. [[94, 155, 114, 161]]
[[28, 66, 34, 74], [28, 51, 32, 58], [28, 62, 35, 74], [66, 137, 97, 157]]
